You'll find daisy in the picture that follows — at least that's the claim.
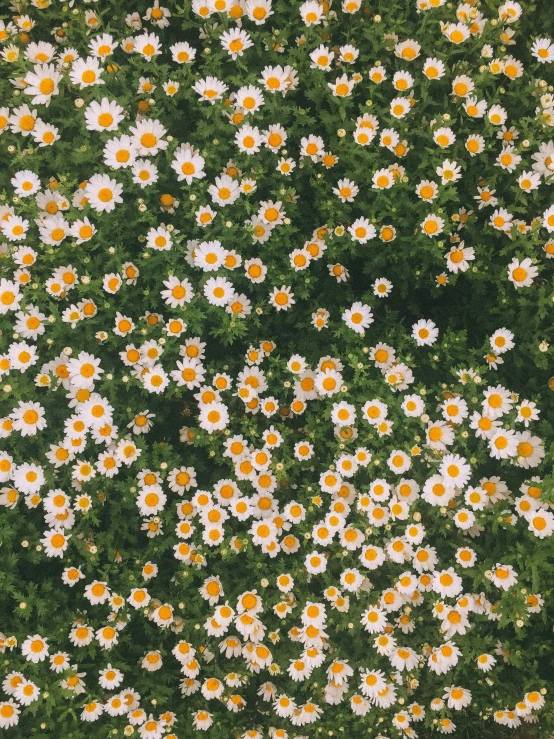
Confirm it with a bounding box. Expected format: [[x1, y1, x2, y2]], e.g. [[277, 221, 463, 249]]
[[388, 451, 411, 475], [331, 401, 356, 427], [89, 33, 118, 59], [74, 493, 93, 512], [84, 174, 123, 213], [152, 603, 174, 628], [70, 217, 97, 243], [10, 401, 46, 436], [516, 400, 540, 427], [235, 85, 265, 114], [41, 529, 70, 558], [208, 174, 241, 206], [333, 178, 358, 202], [161, 276, 194, 308], [103, 135, 137, 169], [440, 454, 471, 487], [422, 476, 455, 506], [171, 144, 205, 184], [358, 669, 387, 699], [171, 358, 205, 390], [129, 119, 168, 156], [144, 2, 171, 27], [193, 76, 228, 104], [3, 215, 29, 241], [488, 429, 518, 459], [370, 279, 391, 300], [258, 200, 285, 225], [416, 180, 439, 201], [507, 257, 538, 288], [9, 104, 38, 136], [348, 217, 376, 243], [526, 509, 554, 538], [421, 214, 445, 238], [287, 657, 311, 682], [395, 37, 421, 60], [496, 145, 521, 173], [24, 63, 61, 106], [245, 0, 274, 25], [67, 351, 103, 389], [38, 214, 69, 246], [84, 98, 124, 132], [50, 651, 70, 672], [518, 170, 541, 193], [192, 710, 213, 730], [482, 385, 513, 419], [329, 74, 354, 97], [146, 226, 172, 252], [532, 37, 554, 63], [474, 186, 498, 210], [437, 159, 462, 184], [422, 56, 446, 79], [401, 394, 425, 417], [524, 691, 545, 710], [236, 124, 262, 154], [310, 44, 334, 70], [300, 0, 323, 25], [464, 97, 487, 118], [268, 285, 295, 312], [360, 606, 387, 633], [372, 168, 394, 190], [201, 677, 224, 700], [132, 159, 158, 188], [220, 28, 253, 59], [315, 368, 343, 397], [454, 545, 477, 568], [446, 243, 475, 272], [353, 126, 376, 146], [81, 702, 103, 722], [300, 135, 325, 161], [204, 276, 236, 308], [390, 646, 419, 671], [11, 169, 41, 197], [476, 654, 496, 672], [390, 97, 411, 119], [393, 70, 414, 91], [169, 39, 196, 63], [21, 634, 49, 663], [433, 568, 464, 598], [412, 319, 438, 346], [0, 278, 22, 315], [80, 394, 114, 428], [7, 342, 38, 372], [342, 302, 373, 334], [490, 564, 518, 590], [142, 366, 169, 394], [305, 551, 327, 574], [199, 402, 229, 432], [193, 205, 216, 228], [69, 57, 104, 88], [444, 22, 470, 44], [488, 104, 507, 126], [69, 622, 94, 647], [104, 695, 127, 717], [134, 32, 162, 59], [515, 431, 545, 468], [0, 700, 19, 729], [163, 79, 180, 97]]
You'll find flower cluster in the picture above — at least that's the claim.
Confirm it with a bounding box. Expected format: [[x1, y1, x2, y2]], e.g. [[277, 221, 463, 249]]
[[0, 0, 553, 737]]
